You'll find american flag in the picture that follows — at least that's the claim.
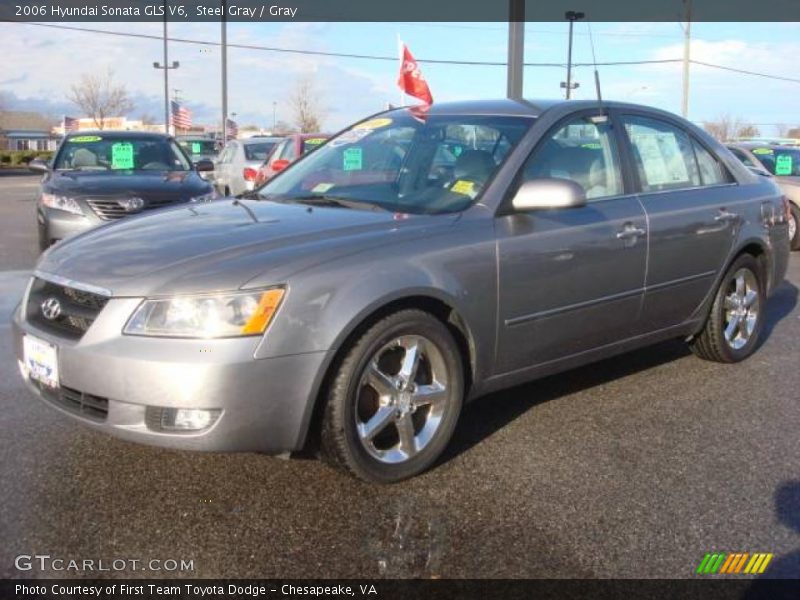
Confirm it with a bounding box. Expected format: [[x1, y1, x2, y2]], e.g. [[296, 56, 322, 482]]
[[63, 116, 79, 133], [170, 101, 192, 129], [226, 118, 238, 140]]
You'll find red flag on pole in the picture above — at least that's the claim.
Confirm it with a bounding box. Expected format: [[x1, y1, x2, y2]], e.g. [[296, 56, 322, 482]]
[[397, 41, 433, 106]]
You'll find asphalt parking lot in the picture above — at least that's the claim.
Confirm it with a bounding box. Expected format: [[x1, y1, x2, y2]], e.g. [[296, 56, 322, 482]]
[[1, 171, 798, 579]]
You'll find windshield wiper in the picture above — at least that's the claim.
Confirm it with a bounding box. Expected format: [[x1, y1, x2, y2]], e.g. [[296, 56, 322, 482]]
[[287, 194, 388, 211]]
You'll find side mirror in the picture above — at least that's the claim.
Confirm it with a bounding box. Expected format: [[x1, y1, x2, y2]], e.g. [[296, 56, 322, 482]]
[[194, 159, 215, 172], [511, 178, 587, 212], [29, 157, 50, 174], [272, 159, 290, 173]]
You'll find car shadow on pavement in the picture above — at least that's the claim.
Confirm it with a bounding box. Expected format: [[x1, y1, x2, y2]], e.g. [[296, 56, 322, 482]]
[[440, 280, 798, 466], [742, 481, 800, 597]]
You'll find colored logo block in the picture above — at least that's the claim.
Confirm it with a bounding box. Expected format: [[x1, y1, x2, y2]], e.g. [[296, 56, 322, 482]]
[[696, 552, 774, 575]]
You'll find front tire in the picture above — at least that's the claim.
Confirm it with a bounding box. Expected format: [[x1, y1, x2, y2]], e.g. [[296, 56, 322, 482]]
[[320, 309, 464, 483], [789, 203, 800, 251], [689, 254, 765, 363]]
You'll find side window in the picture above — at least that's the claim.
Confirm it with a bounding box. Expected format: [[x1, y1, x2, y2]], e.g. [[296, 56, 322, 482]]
[[521, 114, 623, 200], [692, 140, 730, 186], [623, 115, 700, 192], [280, 140, 296, 161]]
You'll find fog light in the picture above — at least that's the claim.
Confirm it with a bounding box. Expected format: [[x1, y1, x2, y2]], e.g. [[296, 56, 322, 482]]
[[160, 408, 221, 432]]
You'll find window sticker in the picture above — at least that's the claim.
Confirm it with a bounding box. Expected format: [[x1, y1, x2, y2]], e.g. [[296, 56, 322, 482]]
[[311, 182, 335, 193], [353, 118, 392, 130], [630, 131, 689, 185], [111, 142, 134, 169], [775, 154, 793, 176], [752, 148, 774, 155], [451, 180, 476, 197], [70, 135, 102, 143], [191, 142, 202, 154], [581, 142, 602, 149], [328, 128, 372, 148], [305, 137, 326, 146], [452, 145, 463, 157], [343, 147, 363, 171]]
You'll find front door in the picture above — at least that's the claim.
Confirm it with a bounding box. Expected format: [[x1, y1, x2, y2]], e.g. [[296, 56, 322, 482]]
[[495, 111, 648, 373]]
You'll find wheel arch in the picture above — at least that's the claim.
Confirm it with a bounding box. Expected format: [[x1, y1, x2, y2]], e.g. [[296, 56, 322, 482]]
[[298, 292, 478, 453]]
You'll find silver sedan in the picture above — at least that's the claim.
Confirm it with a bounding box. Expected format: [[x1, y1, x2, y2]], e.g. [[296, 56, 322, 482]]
[[12, 99, 790, 482]]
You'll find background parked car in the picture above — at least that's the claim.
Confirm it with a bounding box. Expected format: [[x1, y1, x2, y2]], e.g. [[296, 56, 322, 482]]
[[255, 133, 330, 185], [29, 131, 215, 250], [727, 143, 800, 249], [212, 137, 282, 196], [176, 136, 219, 181]]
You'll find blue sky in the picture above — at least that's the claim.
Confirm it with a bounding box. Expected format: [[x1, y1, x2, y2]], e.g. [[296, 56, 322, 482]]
[[2, 21, 799, 133]]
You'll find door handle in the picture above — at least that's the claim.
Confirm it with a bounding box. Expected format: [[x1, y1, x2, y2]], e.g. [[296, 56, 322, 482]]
[[714, 209, 739, 223], [616, 224, 646, 239]]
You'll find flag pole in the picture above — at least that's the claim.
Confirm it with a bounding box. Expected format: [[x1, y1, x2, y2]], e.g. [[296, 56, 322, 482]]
[[397, 35, 405, 107]]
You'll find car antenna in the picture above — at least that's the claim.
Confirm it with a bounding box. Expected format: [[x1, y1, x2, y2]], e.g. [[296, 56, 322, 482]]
[[586, 19, 607, 123]]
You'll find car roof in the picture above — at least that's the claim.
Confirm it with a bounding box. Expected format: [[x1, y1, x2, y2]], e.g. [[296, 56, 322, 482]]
[[241, 137, 282, 144], [380, 98, 692, 120], [65, 130, 171, 140], [729, 142, 798, 150]]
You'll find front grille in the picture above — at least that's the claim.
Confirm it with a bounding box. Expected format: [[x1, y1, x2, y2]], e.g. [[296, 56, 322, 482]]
[[86, 195, 187, 221], [26, 277, 109, 340], [37, 382, 109, 422]]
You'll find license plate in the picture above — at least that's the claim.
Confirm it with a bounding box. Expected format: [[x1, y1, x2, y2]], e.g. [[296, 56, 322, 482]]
[[23, 335, 59, 389]]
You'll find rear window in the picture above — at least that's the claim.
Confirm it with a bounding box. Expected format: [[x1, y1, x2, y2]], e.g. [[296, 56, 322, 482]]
[[244, 142, 277, 161], [301, 137, 329, 154], [178, 139, 217, 156]]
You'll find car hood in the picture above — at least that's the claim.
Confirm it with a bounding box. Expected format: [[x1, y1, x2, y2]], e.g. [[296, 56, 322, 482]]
[[37, 200, 458, 296], [44, 169, 210, 197]]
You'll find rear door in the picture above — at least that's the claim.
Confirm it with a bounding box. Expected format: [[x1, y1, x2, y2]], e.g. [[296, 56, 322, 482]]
[[619, 113, 738, 330], [495, 110, 648, 372]]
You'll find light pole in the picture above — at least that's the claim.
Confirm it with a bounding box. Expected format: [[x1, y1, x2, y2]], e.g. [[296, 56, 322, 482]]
[[272, 101, 277, 132], [506, 0, 525, 99], [221, 0, 228, 143], [153, 0, 179, 134], [563, 10, 584, 99], [680, 0, 692, 118]]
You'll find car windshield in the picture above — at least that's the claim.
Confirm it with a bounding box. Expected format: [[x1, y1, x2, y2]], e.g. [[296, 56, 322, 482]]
[[178, 139, 217, 156], [751, 146, 800, 177], [244, 142, 277, 161], [54, 136, 192, 171], [257, 111, 532, 214]]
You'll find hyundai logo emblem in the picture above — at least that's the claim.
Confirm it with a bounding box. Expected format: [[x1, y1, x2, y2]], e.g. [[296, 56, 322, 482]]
[[41, 297, 62, 321], [117, 197, 145, 212]]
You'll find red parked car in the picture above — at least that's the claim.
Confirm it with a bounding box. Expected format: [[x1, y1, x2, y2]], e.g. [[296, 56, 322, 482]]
[[255, 133, 330, 185]]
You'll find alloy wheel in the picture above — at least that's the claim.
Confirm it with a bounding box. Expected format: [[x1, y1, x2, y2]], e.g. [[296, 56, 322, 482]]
[[355, 335, 449, 464], [722, 268, 760, 350]]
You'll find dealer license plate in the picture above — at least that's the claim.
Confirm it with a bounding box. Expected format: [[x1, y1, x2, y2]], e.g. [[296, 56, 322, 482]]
[[23, 335, 59, 389]]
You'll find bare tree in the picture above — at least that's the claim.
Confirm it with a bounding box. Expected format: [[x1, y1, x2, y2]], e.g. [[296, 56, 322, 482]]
[[703, 115, 759, 142], [289, 75, 325, 133], [67, 69, 134, 129], [273, 120, 296, 135]]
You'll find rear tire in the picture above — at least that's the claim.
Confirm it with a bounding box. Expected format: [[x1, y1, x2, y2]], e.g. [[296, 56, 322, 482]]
[[789, 203, 800, 251], [320, 309, 464, 483], [689, 254, 765, 363]]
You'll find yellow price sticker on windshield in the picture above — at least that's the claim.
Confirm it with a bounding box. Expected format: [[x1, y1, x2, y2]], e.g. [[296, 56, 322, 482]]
[[752, 148, 773, 155], [353, 118, 392, 130], [451, 180, 476, 197], [311, 182, 335, 193], [71, 135, 102, 143]]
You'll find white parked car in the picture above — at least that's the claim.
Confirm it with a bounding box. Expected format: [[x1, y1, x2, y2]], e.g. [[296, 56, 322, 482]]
[[212, 137, 282, 196]]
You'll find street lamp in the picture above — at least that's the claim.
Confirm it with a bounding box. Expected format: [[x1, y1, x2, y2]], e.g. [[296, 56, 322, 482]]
[[272, 101, 277, 132], [153, 2, 179, 134], [562, 10, 585, 100]]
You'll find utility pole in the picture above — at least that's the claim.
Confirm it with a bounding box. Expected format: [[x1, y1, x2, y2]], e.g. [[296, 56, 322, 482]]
[[563, 11, 585, 99], [153, 0, 179, 134], [221, 0, 228, 142], [272, 101, 277, 131], [506, 0, 524, 99], [681, 0, 692, 118]]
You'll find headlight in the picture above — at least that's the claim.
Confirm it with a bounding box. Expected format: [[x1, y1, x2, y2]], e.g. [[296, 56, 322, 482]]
[[41, 192, 84, 216], [190, 190, 218, 203], [123, 288, 285, 338]]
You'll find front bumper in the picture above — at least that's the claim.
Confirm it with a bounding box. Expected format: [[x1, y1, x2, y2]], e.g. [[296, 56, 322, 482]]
[[12, 296, 328, 453], [38, 206, 98, 244]]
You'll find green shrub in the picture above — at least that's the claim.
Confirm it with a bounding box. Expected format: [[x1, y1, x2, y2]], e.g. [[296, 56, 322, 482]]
[[0, 150, 54, 166]]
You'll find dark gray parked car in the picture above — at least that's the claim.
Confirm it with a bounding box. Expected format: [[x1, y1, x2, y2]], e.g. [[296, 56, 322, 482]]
[[13, 100, 791, 482]]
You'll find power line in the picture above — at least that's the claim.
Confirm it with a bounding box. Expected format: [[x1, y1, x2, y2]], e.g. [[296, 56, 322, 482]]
[[6, 21, 800, 84]]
